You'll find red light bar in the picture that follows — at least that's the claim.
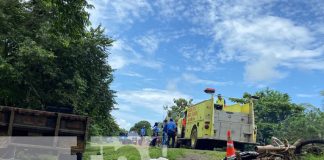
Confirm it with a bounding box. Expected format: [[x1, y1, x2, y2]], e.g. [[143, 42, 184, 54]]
[[204, 88, 215, 93]]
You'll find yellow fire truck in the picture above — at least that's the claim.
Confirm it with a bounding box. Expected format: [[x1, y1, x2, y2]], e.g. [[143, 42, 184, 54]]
[[175, 88, 257, 149]]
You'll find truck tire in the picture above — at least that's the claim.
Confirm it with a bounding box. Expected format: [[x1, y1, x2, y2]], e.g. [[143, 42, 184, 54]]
[[190, 126, 198, 149], [175, 140, 181, 148]]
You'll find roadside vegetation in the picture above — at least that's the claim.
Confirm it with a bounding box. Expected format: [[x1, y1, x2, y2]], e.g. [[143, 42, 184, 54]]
[[84, 146, 225, 160], [1, 1, 324, 159], [0, 0, 118, 136]]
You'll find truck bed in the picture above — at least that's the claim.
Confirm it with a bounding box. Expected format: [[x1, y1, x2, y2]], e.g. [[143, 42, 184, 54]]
[[0, 106, 89, 154]]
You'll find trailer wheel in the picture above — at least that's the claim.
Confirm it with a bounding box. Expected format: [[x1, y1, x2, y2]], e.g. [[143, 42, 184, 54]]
[[190, 126, 198, 149]]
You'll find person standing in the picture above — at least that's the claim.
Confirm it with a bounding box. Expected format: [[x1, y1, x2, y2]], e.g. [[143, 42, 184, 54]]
[[140, 126, 146, 136], [140, 126, 146, 145], [167, 118, 177, 148], [162, 119, 168, 145], [153, 122, 160, 136], [216, 94, 226, 109]]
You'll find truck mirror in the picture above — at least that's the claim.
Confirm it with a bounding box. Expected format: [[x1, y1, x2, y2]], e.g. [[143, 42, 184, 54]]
[[251, 96, 260, 99]]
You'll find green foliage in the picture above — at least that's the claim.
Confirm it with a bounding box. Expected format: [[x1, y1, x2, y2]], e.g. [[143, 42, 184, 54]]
[[303, 154, 324, 160], [252, 89, 305, 143], [236, 89, 324, 144], [118, 128, 128, 135], [275, 105, 324, 142], [130, 120, 152, 136], [0, 0, 118, 135], [165, 98, 193, 119], [229, 92, 252, 104]]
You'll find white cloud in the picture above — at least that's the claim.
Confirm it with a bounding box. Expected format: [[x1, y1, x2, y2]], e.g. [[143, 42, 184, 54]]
[[109, 55, 127, 69], [88, 0, 152, 33], [112, 87, 190, 129], [115, 104, 136, 112], [108, 39, 163, 70], [179, 45, 221, 72], [153, 0, 186, 20], [166, 78, 181, 91], [120, 72, 143, 77], [202, 1, 324, 83], [112, 110, 157, 130], [136, 35, 159, 54], [296, 94, 319, 98], [89, 0, 152, 23], [115, 118, 132, 130], [182, 73, 233, 86], [117, 88, 190, 114], [154, 0, 324, 82], [135, 29, 186, 54], [244, 55, 287, 82]]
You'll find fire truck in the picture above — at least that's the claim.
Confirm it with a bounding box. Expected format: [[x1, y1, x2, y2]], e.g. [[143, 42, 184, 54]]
[[175, 88, 257, 149]]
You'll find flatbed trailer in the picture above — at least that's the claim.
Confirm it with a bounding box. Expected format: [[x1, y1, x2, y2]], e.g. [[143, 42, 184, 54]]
[[0, 105, 89, 159]]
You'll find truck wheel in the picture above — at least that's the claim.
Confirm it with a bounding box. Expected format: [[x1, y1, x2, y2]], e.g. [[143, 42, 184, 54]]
[[175, 140, 181, 148], [190, 126, 198, 149]]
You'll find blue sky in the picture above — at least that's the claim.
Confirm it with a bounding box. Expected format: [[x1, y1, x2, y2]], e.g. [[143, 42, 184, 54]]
[[88, 0, 324, 130]]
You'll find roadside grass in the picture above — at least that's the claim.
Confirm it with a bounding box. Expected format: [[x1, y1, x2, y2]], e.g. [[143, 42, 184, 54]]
[[84, 146, 226, 160], [302, 154, 324, 160], [83, 145, 324, 160]]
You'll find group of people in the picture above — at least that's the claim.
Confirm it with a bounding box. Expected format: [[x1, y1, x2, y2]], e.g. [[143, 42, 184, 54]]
[[139, 119, 176, 147], [150, 119, 177, 147], [162, 118, 177, 147], [142, 94, 226, 147]]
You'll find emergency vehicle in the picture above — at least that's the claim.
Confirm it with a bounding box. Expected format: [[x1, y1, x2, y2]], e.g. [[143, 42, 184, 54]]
[[175, 88, 257, 149]]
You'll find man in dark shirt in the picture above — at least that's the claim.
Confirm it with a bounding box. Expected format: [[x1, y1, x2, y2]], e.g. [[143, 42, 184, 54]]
[[167, 118, 177, 148]]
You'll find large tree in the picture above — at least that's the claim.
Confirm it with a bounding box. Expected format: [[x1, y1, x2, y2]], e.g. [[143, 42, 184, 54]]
[[231, 89, 305, 143], [164, 98, 193, 120], [130, 120, 152, 136], [0, 0, 118, 135], [275, 104, 324, 142]]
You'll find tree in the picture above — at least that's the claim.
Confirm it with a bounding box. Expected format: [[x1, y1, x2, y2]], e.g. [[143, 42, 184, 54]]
[[0, 0, 118, 135], [166, 98, 193, 120], [229, 92, 252, 104], [130, 121, 152, 136], [275, 105, 324, 142], [252, 89, 304, 144]]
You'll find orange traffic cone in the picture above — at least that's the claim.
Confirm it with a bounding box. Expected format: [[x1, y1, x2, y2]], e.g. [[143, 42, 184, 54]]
[[226, 130, 236, 160]]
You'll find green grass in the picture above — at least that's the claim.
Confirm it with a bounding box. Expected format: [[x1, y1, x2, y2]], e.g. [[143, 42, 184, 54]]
[[84, 146, 226, 160], [301, 154, 324, 160], [84, 145, 324, 160]]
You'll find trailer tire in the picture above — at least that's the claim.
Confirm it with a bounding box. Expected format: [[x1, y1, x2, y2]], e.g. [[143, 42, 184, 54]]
[[190, 126, 198, 149]]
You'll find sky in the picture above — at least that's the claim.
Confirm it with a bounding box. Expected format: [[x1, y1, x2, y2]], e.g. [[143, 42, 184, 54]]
[[87, 0, 324, 130]]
